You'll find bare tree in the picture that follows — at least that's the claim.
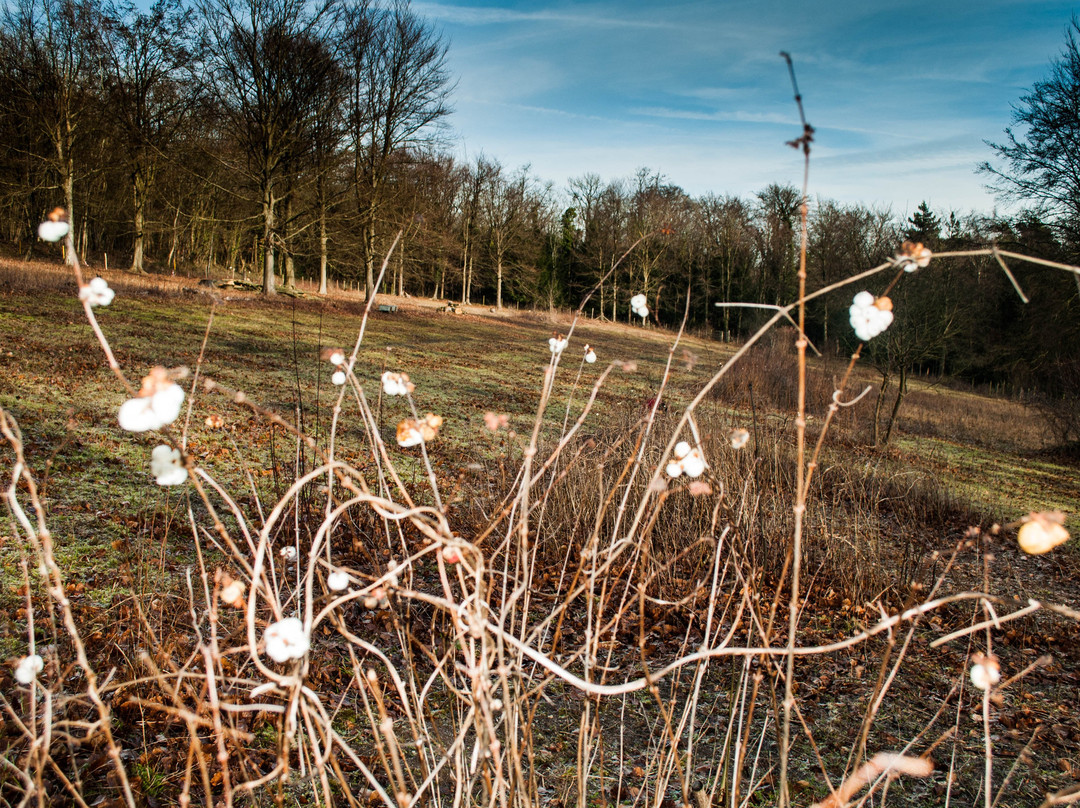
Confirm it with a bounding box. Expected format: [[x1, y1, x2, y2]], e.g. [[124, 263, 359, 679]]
[[311, 98, 344, 293], [198, 0, 340, 294], [0, 0, 102, 263], [569, 172, 613, 315], [867, 203, 960, 445], [345, 0, 452, 301], [457, 155, 491, 304], [626, 168, 692, 318], [807, 200, 895, 344], [100, 0, 195, 273], [574, 178, 628, 320], [753, 183, 801, 306], [699, 194, 755, 337], [981, 17, 1080, 251], [481, 160, 534, 310]]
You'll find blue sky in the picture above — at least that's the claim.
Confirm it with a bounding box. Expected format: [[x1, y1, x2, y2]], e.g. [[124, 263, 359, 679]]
[[415, 0, 1078, 217]]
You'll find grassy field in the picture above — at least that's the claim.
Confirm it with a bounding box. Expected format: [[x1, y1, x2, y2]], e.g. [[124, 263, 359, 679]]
[[1, 256, 1078, 808]]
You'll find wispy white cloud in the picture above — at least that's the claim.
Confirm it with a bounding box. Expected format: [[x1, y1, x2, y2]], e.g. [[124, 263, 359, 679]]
[[631, 107, 797, 126], [674, 86, 755, 101], [458, 96, 638, 126], [413, 2, 685, 30], [813, 135, 985, 169], [426, 0, 1076, 212], [631, 106, 933, 142]]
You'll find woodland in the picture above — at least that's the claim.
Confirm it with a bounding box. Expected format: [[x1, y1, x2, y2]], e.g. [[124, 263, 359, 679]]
[[1, 0, 1079, 416]]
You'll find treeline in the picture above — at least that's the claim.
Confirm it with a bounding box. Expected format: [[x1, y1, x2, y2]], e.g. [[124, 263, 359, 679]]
[[1, 0, 1078, 407]]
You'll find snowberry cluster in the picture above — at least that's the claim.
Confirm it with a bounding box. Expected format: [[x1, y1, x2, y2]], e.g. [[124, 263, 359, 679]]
[[381, 371, 414, 396], [849, 292, 894, 341], [729, 428, 750, 449], [79, 277, 114, 307], [665, 441, 706, 479], [396, 413, 443, 447], [1017, 511, 1070, 554], [118, 367, 185, 432], [327, 569, 351, 591], [150, 445, 187, 486], [37, 207, 69, 242], [896, 240, 932, 273], [263, 618, 310, 663], [969, 653, 1001, 691], [15, 654, 44, 684]]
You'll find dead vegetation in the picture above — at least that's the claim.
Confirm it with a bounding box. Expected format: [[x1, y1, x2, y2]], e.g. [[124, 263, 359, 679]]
[[1, 252, 1079, 808]]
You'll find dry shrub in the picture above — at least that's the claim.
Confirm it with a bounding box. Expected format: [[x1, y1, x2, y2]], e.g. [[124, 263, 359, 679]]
[[896, 383, 1051, 451], [0, 256, 78, 295], [1029, 356, 1080, 447], [4, 248, 1078, 808], [708, 327, 839, 418], [806, 453, 979, 600], [486, 397, 974, 608]]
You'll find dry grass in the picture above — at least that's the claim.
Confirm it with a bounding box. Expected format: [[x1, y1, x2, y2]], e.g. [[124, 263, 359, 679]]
[[896, 381, 1050, 452], [2, 254, 1078, 808]]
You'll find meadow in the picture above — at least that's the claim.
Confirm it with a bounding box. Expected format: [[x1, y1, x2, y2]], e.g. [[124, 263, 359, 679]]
[[1, 254, 1078, 808]]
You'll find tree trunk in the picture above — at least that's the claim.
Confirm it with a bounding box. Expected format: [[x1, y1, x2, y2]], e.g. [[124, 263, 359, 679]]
[[460, 237, 468, 305], [882, 366, 908, 446], [363, 221, 375, 300], [262, 183, 276, 295], [131, 170, 147, 273], [496, 256, 503, 309], [318, 226, 328, 293], [283, 194, 296, 288], [872, 371, 891, 446], [356, 157, 378, 300], [318, 176, 328, 294], [167, 207, 181, 274], [397, 244, 404, 296], [62, 166, 76, 266], [59, 121, 77, 267]]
